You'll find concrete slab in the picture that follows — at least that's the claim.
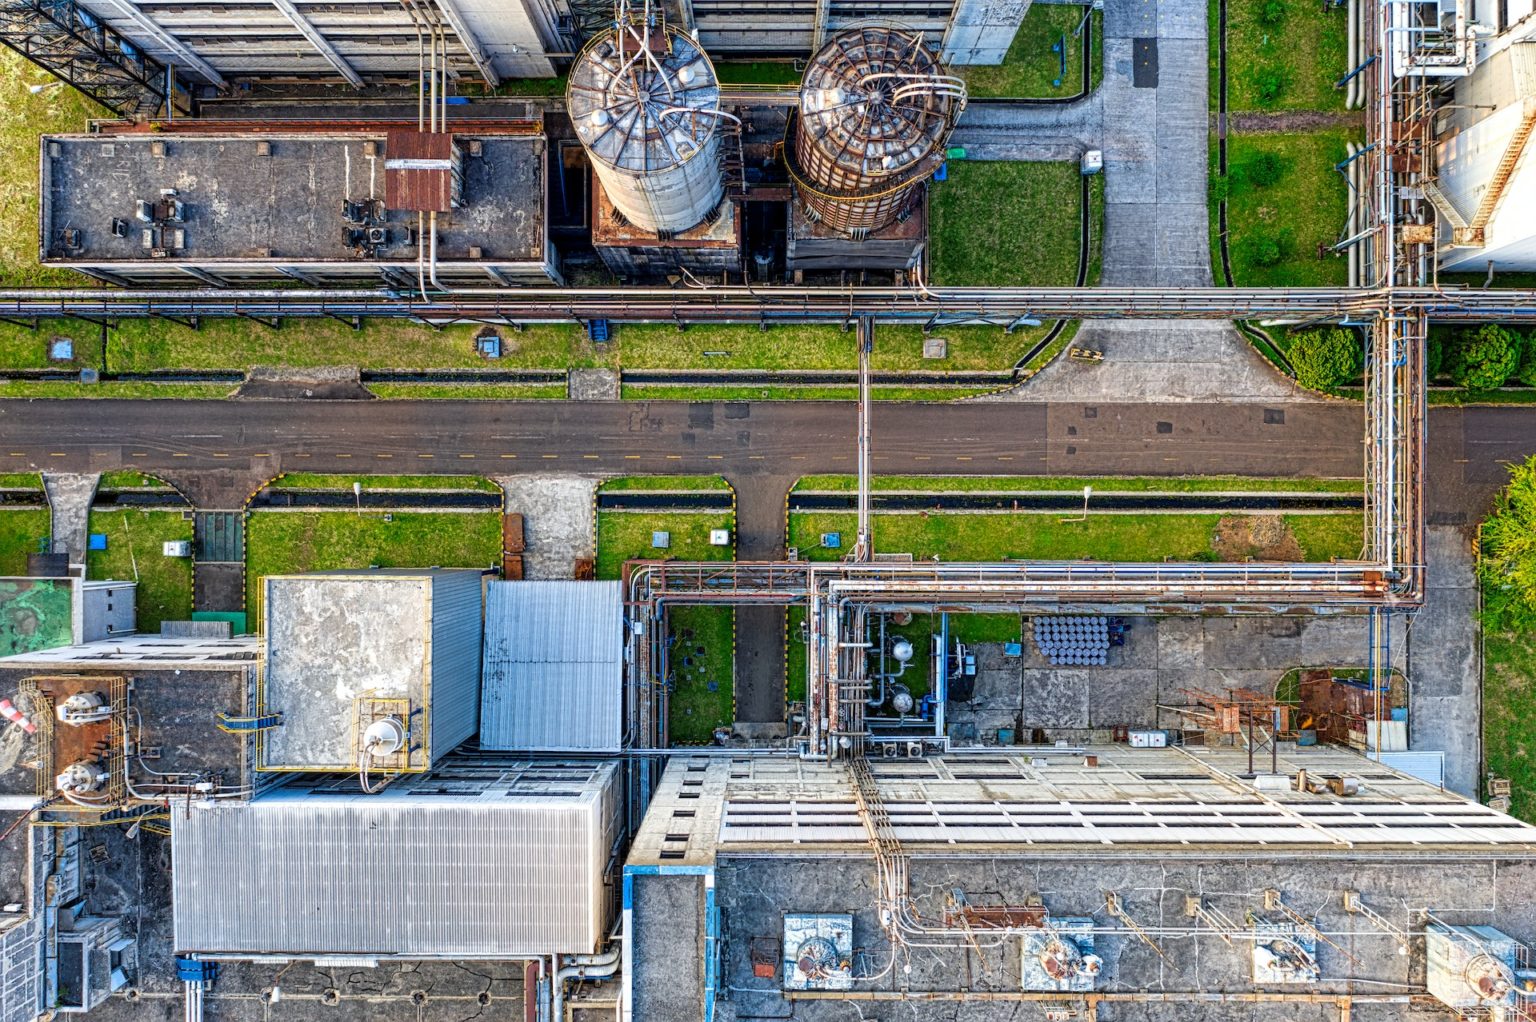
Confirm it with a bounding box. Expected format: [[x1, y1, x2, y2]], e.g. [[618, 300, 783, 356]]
[[42, 472, 97, 562], [498, 474, 599, 579], [1406, 526, 1481, 796]]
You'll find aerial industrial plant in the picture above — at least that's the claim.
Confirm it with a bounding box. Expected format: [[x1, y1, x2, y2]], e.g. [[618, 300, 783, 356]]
[[0, 0, 1534, 1021]]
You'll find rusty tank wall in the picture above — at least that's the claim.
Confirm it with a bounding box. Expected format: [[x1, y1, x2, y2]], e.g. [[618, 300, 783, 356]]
[[567, 23, 725, 235], [788, 25, 965, 236]]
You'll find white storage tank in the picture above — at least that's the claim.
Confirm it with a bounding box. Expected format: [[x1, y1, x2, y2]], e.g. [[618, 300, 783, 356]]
[[567, 15, 724, 235]]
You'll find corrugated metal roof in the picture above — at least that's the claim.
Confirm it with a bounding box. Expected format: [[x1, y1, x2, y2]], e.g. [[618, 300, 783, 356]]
[[172, 761, 619, 957], [480, 581, 624, 752]]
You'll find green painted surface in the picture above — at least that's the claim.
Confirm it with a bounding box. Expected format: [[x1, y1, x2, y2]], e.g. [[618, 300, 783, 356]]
[[0, 577, 73, 655]]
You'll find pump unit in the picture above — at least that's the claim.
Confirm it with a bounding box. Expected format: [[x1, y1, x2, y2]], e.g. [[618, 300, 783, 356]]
[[1427, 923, 1536, 1018], [1021, 919, 1102, 992]]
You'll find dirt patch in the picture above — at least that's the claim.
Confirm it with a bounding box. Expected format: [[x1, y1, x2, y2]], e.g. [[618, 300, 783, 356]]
[[1214, 110, 1366, 134], [1211, 515, 1305, 562]]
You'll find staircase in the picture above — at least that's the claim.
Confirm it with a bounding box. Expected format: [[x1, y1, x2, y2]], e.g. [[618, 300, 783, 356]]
[[1452, 98, 1536, 247]]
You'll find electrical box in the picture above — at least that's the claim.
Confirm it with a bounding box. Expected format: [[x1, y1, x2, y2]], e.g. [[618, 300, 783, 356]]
[[162, 541, 192, 558], [1081, 149, 1104, 175], [651, 531, 670, 549], [1129, 729, 1167, 748], [709, 529, 731, 546]]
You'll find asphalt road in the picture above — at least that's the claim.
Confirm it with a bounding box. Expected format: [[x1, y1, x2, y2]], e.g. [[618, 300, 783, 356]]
[[0, 398, 1371, 505]]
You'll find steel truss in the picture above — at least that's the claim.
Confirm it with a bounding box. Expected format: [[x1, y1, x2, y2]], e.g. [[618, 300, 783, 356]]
[[0, 0, 192, 116]]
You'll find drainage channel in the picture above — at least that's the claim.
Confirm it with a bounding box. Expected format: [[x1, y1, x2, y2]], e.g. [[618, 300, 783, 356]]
[[248, 489, 502, 510], [789, 491, 1363, 513]]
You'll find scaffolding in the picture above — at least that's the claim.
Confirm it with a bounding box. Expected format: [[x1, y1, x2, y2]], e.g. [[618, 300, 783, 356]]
[[0, 0, 193, 117]]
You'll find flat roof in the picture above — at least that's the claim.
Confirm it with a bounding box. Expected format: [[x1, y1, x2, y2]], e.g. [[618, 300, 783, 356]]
[[41, 132, 547, 266]]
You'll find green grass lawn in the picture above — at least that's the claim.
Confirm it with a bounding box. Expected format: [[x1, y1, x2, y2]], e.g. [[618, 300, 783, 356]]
[[793, 474, 1364, 492], [1224, 0, 1349, 112], [97, 472, 173, 490], [86, 509, 193, 631], [957, 5, 1099, 98], [929, 162, 1087, 287], [599, 476, 731, 492], [788, 511, 1364, 562], [1220, 130, 1355, 286], [0, 510, 50, 574], [367, 383, 568, 400], [666, 605, 736, 744], [1485, 588, 1536, 821], [595, 506, 737, 744], [271, 473, 500, 493], [948, 613, 1023, 645], [620, 385, 1006, 402], [0, 473, 42, 490], [714, 61, 802, 85], [595, 510, 735, 580], [0, 51, 108, 288], [244, 510, 500, 612]]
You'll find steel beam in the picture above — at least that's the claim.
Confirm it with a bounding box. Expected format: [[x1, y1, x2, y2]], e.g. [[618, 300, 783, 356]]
[[267, 0, 364, 88]]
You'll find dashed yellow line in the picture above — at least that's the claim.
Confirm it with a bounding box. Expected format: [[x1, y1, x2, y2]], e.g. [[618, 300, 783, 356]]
[[335, 453, 351, 458], [49, 452, 66, 458], [172, 453, 188, 458], [582, 454, 599, 460], [623, 455, 640, 460], [376, 453, 393, 459], [459, 454, 476, 459], [212, 453, 229, 458], [417, 454, 434, 459], [542, 454, 559, 460], [501, 454, 518, 459]]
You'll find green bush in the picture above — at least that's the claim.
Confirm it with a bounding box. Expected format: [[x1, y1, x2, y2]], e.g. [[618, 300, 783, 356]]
[[1259, 0, 1287, 22], [1288, 326, 1362, 390], [1426, 331, 1446, 381], [1244, 235, 1285, 268], [1255, 66, 1289, 105], [1480, 454, 1536, 625], [1449, 323, 1522, 391], [1516, 331, 1536, 387], [1242, 151, 1285, 189]]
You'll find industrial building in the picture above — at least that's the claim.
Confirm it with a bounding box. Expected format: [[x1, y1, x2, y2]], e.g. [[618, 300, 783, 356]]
[[258, 569, 484, 776], [39, 130, 558, 288], [625, 746, 1536, 1022], [0, 631, 263, 1022], [1432, 36, 1536, 271], [171, 756, 623, 960], [31, 2, 968, 285], [480, 580, 627, 753], [0, 577, 135, 655], [0, 0, 1029, 109]]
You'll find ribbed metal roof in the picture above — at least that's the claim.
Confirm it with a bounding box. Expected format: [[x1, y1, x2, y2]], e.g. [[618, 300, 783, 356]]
[[480, 581, 625, 752], [171, 761, 620, 957]]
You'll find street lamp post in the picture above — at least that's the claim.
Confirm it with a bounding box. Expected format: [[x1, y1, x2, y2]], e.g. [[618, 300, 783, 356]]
[[353, 481, 362, 516]]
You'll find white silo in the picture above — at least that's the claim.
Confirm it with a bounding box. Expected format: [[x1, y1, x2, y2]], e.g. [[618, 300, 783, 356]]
[[567, 8, 724, 235]]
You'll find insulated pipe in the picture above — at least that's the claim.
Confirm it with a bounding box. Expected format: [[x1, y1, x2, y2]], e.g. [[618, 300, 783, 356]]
[[1347, 142, 1360, 287], [553, 931, 622, 1022], [1347, 0, 1359, 110], [183, 981, 204, 1022]]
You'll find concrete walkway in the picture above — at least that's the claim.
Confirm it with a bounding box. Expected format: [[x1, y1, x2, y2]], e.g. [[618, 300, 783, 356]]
[[1406, 526, 1482, 797], [498, 475, 599, 580], [950, 96, 1102, 160], [1000, 0, 1318, 403], [41, 473, 97, 564]]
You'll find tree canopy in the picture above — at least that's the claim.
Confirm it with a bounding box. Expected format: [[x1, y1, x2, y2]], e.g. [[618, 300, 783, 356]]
[[1450, 324, 1522, 391], [1480, 454, 1536, 624], [1288, 327, 1361, 390]]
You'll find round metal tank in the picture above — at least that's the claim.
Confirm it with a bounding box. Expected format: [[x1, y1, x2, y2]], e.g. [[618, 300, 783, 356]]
[[567, 24, 724, 235], [789, 26, 966, 236]]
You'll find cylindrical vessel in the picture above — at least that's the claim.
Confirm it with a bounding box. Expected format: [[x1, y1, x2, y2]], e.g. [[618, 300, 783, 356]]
[[567, 23, 724, 234], [789, 25, 965, 236]]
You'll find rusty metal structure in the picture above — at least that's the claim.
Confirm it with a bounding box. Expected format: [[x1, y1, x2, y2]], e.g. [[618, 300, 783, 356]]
[[786, 25, 965, 237]]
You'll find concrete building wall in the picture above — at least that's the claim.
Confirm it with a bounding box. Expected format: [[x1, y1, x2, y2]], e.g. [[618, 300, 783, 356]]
[[71, 0, 561, 86], [941, 0, 1033, 65], [79, 581, 135, 642]]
